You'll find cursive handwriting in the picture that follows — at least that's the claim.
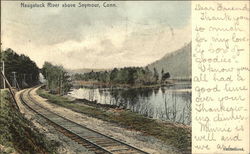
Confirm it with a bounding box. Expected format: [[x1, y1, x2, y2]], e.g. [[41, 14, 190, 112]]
[[193, 1, 249, 153]]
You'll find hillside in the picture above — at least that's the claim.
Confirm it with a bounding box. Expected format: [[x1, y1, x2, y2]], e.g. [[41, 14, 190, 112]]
[[67, 42, 191, 80], [147, 42, 191, 79], [0, 89, 58, 153], [0, 48, 40, 89]]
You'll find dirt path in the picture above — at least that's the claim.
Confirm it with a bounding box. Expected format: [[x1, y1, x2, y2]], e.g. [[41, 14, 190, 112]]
[[18, 87, 180, 154]]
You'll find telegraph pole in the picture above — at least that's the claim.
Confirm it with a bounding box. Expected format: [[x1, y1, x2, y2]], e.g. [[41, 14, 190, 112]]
[[12, 72, 17, 88], [58, 75, 60, 95], [1, 41, 5, 89], [2, 61, 5, 88], [60, 72, 63, 95]]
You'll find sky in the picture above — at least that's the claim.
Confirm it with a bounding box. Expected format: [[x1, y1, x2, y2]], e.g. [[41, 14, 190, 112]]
[[1, 1, 191, 69]]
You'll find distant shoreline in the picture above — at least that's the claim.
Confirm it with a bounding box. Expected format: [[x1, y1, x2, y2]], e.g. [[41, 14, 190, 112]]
[[72, 79, 191, 90]]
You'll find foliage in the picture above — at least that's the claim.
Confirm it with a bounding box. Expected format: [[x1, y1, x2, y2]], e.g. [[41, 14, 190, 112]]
[[162, 72, 171, 81], [41, 62, 72, 95], [0, 48, 39, 88], [0, 90, 59, 153], [153, 67, 159, 82], [73, 66, 171, 85]]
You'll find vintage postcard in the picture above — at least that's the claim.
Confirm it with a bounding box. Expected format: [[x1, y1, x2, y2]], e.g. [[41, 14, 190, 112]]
[[0, 1, 249, 154]]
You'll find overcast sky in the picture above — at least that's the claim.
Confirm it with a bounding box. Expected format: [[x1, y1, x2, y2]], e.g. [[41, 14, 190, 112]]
[[1, 1, 191, 69]]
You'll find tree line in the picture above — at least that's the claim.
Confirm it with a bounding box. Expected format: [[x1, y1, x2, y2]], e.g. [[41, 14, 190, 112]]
[[41, 62, 72, 95], [73, 66, 170, 85], [0, 48, 39, 89]]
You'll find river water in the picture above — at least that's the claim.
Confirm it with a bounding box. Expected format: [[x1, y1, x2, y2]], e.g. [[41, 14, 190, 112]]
[[68, 84, 191, 125]]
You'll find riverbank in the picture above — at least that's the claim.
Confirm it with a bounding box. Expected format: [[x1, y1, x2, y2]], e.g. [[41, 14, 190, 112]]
[[0, 89, 59, 154], [38, 88, 191, 153], [72, 80, 179, 89]]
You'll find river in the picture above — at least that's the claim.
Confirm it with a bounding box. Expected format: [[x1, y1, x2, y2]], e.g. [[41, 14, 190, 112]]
[[68, 84, 191, 125]]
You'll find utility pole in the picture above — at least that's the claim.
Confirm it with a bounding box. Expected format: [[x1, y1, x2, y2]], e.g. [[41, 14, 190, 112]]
[[58, 75, 60, 95], [22, 73, 26, 88], [2, 61, 5, 88], [60, 72, 63, 95], [12, 72, 17, 88], [0, 71, 20, 110], [1, 42, 5, 88], [16, 78, 20, 90]]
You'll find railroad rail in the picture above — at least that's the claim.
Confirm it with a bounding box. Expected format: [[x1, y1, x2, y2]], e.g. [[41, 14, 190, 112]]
[[19, 88, 149, 154]]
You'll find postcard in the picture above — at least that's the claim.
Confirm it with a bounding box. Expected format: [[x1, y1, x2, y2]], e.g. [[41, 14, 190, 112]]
[[0, 1, 249, 154]]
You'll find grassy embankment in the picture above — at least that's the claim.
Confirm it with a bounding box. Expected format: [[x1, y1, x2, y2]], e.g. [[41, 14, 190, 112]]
[[38, 88, 191, 153], [0, 89, 59, 154]]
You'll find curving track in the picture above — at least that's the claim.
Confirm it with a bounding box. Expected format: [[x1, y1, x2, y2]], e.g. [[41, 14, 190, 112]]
[[19, 88, 149, 154]]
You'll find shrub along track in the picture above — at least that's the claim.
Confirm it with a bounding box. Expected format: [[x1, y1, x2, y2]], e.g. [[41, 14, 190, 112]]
[[19, 88, 148, 154]]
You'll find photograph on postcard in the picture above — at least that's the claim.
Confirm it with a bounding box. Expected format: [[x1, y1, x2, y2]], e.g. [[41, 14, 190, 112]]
[[1, 1, 192, 154]]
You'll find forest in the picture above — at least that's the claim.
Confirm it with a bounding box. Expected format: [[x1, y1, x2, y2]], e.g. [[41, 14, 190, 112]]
[[0, 48, 39, 89], [73, 67, 170, 85]]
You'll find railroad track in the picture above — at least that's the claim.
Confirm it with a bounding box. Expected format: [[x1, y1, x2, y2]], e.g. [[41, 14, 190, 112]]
[[19, 88, 149, 154]]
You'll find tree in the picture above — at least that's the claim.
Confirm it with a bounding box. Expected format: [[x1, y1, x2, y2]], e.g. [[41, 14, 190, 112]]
[[153, 67, 159, 83], [161, 68, 165, 82], [162, 72, 171, 81], [41, 62, 72, 95], [127, 67, 136, 84], [110, 68, 118, 82], [71, 66, 158, 86], [0, 48, 39, 88]]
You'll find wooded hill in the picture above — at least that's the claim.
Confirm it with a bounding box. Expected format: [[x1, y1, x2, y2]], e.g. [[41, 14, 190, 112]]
[[148, 42, 191, 80], [0, 48, 40, 89], [72, 43, 191, 85]]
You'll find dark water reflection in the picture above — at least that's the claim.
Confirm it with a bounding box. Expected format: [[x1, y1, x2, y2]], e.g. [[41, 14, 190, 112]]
[[68, 85, 191, 125]]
